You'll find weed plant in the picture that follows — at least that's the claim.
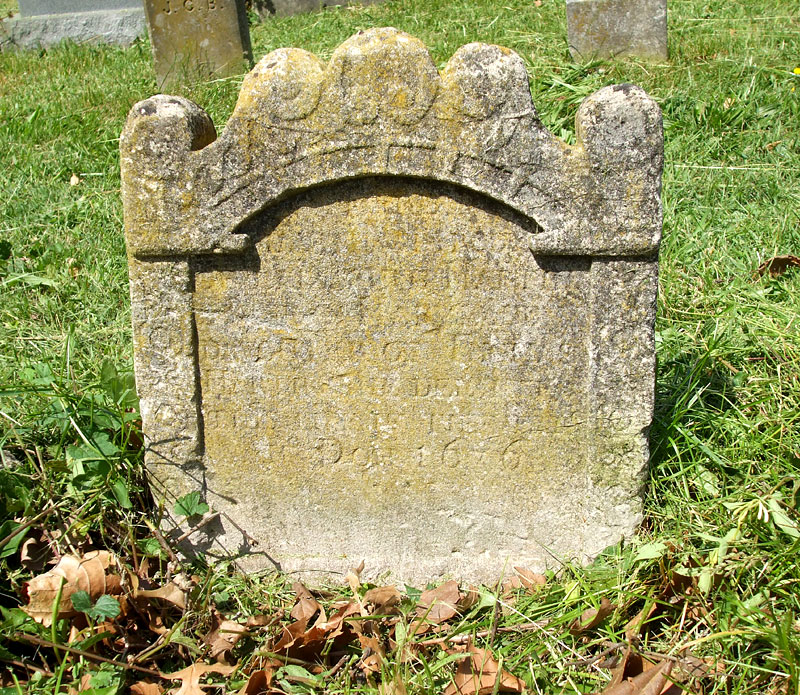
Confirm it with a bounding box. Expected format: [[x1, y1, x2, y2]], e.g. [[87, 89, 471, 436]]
[[0, 0, 799, 692]]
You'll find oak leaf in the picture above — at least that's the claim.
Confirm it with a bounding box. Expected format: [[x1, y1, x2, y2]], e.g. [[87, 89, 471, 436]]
[[756, 255, 800, 278], [23, 550, 119, 626], [570, 597, 616, 635], [416, 580, 461, 624], [600, 659, 674, 695], [513, 566, 547, 591], [290, 581, 324, 622], [237, 668, 274, 694], [443, 644, 525, 695], [363, 585, 402, 613], [162, 662, 236, 695], [130, 682, 165, 694], [135, 580, 187, 610], [203, 612, 247, 664]]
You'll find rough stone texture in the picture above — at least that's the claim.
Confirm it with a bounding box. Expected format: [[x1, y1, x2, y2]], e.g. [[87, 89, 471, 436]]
[[143, 0, 252, 89], [566, 0, 668, 61], [251, 0, 384, 18], [121, 28, 663, 585], [18, 0, 143, 16], [1, 7, 145, 50]]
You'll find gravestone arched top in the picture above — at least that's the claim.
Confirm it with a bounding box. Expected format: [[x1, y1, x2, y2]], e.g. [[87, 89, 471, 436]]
[[121, 27, 662, 260]]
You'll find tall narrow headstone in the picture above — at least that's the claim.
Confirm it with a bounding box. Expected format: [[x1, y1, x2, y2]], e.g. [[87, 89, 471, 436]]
[[142, 0, 252, 88], [121, 28, 663, 584], [1, 0, 145, 50], [566, 0, 668, 61]]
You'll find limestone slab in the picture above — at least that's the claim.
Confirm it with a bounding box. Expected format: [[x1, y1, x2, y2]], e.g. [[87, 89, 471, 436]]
[[566, 0, 668, 61], [1, 8, 145, 50], [18, 0, 143, 16], [121, 28, 663, 584], [142, 0, 252, 89]]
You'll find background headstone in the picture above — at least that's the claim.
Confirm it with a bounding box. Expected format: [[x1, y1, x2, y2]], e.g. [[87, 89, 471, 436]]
[[566, 0, 668, 61], [142, 0, 252, 89], [1, 0, 145, 50], [121, 28, 663, 584]]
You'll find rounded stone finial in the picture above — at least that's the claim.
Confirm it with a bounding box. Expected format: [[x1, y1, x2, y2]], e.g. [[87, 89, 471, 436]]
[[575, 84, 662, 163], [123, 95, 216, 152], [441, 43, 534, 120], [327, 27, 440, 125], [235, 48, 325, 122]]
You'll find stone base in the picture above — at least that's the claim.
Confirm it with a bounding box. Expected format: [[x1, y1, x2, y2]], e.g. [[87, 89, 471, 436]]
[[566, 0, 667, 61], [1, 8, 145, 50]]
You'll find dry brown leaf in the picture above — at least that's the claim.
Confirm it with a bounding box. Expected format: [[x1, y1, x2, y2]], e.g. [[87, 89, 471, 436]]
[[501, 576, 523, 598], [273, 601, 360, 661], [443, 644, 525, 695], [513, 566, 547, 591], [379, 676, 408, 695], [600, 659, 674, 695], [608, 647, 654, 688], [163, 662, 236, 695], [290, 581, 323, 622], [203, 612, 247, 664], [136, 580, 187, 610], [346, 560, 365, 594], [19, 531, 52, 573], [364, 585, 402, 613], [130, 682, 165, 695], [623, 601, 660, 641], [23, 550, 118, 625], [246, 614, 271, 628], [457, 586, 481, 611], [67, 674, 92, 694], [416, 580, 461, 624], [570, 597, 616, 635], [237, 668, 274, 694], [357, 633, 385, 675], [756, 255, 800, 278]]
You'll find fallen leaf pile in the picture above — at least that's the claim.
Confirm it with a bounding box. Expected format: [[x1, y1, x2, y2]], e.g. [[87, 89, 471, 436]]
[[3, 547, 730, 694]]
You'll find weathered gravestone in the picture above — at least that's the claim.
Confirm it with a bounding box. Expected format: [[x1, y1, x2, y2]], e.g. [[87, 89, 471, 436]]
[[142, 0, 252, 88], [121, 28, 662, 584], [1, 0, 145, 50], [566, 0, 668, 61]]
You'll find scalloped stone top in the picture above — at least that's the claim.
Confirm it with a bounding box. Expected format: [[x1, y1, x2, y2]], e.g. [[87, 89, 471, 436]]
[[121, 27, 662, 259]]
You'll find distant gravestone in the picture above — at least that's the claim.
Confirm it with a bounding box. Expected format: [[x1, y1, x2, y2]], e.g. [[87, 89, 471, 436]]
[[1, 0, 144, 50], [142, 0, 252, 88], [566, 0, 668, 61], [121, 28, 663, 584]]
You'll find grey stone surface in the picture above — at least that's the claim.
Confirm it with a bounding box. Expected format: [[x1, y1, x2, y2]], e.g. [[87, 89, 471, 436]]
[[18, 0, 143, 17], [1, 8, 145, 50], [566, 0, 668, 61], [251, 0, 384, 18], [142, 0, 252, 89], [121, 28, 663, 585]]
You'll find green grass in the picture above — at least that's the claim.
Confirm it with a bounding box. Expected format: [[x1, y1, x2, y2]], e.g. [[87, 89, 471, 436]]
[[1, 0, 800, 692]]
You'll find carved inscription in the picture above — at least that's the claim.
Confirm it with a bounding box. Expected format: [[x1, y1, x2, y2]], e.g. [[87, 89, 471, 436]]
[[194, 179, 592, 516]]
